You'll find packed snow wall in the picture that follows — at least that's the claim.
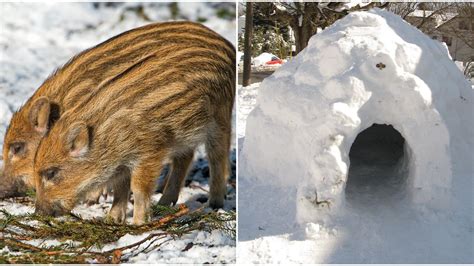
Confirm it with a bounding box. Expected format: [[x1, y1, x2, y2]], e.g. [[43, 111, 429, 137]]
[[240, 9, 474, 224]]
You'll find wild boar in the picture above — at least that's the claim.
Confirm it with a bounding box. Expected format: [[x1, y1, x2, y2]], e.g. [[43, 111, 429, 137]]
[[0, 21, 218, 200], [33, 21, 235, 225]]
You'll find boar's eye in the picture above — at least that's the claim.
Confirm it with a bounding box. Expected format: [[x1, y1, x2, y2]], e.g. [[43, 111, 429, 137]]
[[42, 167, 60, 181], [10, 142, 26, 156]]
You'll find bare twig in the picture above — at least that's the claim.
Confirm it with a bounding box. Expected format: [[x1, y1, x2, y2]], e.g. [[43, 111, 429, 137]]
[[0, 203, 234, 263]]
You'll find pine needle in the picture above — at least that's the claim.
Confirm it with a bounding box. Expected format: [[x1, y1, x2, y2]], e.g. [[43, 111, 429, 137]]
[[0, 202, 235, 263]]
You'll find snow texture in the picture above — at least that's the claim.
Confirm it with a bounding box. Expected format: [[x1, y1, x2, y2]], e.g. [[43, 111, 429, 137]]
[[252, 52, 278, 67], [239, 9, 473, 263], [0, 2, 236, 263]]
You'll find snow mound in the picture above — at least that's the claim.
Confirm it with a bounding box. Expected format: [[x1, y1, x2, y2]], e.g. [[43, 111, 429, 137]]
[[240, 8, 473, 225], [253, 52, 277, 67]]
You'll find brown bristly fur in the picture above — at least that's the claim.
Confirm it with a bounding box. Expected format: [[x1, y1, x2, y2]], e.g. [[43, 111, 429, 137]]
[[32, 21, 235, 224], [0, 21, 233, 203]]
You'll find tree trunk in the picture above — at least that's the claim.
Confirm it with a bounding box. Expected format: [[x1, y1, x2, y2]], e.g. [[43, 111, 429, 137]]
[[291, 15, 314, 54], [243, 3, 253, 87]]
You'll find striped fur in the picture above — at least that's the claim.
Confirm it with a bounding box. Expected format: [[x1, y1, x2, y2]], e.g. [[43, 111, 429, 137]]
[[0, 22, 233, 201], [32, 22, 235, 224]]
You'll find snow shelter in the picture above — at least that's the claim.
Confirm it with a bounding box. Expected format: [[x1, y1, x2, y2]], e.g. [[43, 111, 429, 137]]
[[240, 9, 473, 224]]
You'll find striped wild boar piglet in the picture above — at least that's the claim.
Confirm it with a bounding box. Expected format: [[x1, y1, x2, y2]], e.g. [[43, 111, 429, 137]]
[[33, 22, 235, 225], [0, 22, 207, 201]]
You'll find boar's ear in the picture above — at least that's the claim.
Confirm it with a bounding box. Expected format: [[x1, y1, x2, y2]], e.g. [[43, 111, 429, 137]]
[[29, 97, 51, 135], [66, 122, 91, 158]]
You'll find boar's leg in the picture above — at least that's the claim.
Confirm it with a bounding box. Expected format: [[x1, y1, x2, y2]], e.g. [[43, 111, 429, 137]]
[[103, 185, 113, 201], [155, 171, 168, 193], [85, 186, 104, 206], [158, 149, 194, 206], [108, 166, 131, 224], [131, 157, 165, 225], [206, 122, 231, 209]]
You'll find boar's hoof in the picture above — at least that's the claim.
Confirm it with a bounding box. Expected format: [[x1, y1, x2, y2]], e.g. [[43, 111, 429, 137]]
[[208, 197, 224, 210], [157, 195, 178, 207], [108, 207, 127, 224], [132, 216, 147, 226]]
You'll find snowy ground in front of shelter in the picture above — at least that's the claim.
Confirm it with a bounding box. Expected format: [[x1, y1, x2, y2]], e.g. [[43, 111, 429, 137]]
[[0, 2, 236, 263], [237, 80, 473, 263]]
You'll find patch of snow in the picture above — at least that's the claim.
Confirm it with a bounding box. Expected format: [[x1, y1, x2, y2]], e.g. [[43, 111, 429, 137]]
[[127, 229, 234, 264], [0, 201, 34, 216], [238, 15, 245, 35], [253, 52, 278, 67], [337, 1, 372, 12], [408, 9, 435, 18], [24, 239, 79, 249], [275, 3, 287, 12], [237, 83, 260, 141]]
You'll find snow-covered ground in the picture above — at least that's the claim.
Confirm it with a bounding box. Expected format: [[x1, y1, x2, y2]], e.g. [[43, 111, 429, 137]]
[[0, 2, 236, 263], [237, 9, 473, 264]]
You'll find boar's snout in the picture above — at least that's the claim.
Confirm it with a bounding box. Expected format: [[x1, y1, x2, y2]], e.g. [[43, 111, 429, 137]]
[[0, 186, 16, 199], [35, 201, 68, 217], [0, 177, 26, 199]]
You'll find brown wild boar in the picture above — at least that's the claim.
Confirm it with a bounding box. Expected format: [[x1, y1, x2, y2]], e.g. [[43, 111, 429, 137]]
[[0, 21, 220, 201], [33, 21, 235, 225]]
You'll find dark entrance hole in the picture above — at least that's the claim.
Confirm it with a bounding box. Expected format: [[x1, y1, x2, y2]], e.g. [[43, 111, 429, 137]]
[[345, 124, 410, 207]]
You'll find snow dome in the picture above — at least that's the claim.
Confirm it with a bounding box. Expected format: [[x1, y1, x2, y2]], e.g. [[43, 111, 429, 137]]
[[240, 9, 473, 224]]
